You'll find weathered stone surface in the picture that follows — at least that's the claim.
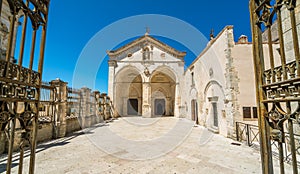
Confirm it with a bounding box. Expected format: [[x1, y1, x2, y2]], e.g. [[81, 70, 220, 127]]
[[0, 117, 292, 173], [108, 34, 184, 118]]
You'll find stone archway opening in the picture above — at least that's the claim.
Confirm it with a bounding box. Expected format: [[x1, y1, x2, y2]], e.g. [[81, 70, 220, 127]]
[[150, 71, 175, 116], [115, 67, 142, 116]]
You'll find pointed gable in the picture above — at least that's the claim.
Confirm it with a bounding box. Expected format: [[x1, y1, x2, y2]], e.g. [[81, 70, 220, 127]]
[[107, 35, 186, 60]]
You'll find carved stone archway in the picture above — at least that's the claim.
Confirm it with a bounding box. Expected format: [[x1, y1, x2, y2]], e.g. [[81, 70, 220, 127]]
[[150, 71, 175, 116], [115, 67, 142, 116]]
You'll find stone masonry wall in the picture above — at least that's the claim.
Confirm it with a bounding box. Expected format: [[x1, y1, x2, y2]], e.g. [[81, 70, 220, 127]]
[[0, 79, 110, 155]]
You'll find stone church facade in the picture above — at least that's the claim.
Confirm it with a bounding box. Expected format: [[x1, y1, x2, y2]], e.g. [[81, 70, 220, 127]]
[[107, 26, 281, 138], [107, 33, 185, 118]]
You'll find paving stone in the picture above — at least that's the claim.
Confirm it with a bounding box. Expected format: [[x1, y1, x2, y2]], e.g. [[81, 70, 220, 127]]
[[0, 117, 294, 173]]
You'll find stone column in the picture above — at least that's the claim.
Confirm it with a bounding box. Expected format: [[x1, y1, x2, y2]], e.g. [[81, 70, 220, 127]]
[[174, 83, 180, 118], [90, 91, 96, 124], [50, 78, 68, 138], [104, 95, 111, 120], [108, 60, 117, 103], [80, 87, 92, 128], [99, 93, 106, 120], [122, 97, 127, 116], [224, 28, 237, 138], [142, 82, 151, 118], [166, 97, 171, 116], [138, 97, 142, 115], [50, 85, 55, 121], [94, 90, 101, 123]]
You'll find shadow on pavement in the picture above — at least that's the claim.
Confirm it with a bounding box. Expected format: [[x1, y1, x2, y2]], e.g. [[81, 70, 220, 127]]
[[0, 122, 109, 173]]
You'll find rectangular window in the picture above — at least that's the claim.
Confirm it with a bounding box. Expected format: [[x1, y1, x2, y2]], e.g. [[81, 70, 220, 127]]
[[253, 107, 258, 118], [243, 107, 251, 119], [191, 72, 195, 85]]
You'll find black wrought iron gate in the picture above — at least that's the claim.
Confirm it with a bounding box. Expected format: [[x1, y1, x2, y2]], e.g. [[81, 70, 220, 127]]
[[0, 0, 50, 173], [250, 0, 299, 173]]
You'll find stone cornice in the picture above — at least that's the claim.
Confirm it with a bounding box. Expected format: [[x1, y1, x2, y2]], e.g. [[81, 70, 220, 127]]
[[108, 60, 117, 67], [107, 35, 186, 59], [117, 60, 183, 64], [187, 25, 234, 69]]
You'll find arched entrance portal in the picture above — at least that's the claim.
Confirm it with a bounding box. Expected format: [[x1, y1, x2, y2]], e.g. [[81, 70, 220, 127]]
[[151, 70, 176, 116], [115, 67, 142, 116]]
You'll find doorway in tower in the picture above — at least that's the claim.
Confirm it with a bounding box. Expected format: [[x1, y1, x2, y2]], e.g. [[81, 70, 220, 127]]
[[155, 99, 165, 115], [127, 99, 138, 115]]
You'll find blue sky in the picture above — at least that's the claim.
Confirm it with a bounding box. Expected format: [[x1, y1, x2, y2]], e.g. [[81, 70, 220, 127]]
[[42, 0, 252, 92]]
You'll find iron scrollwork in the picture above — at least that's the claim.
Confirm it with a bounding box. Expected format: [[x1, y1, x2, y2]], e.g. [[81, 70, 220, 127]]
[[0, 0, 50, 173], [265, 83, 300, 99], [255, 1, 275, 28], [254, 0, 296, 31], [267, 103, 288, 142], [251, 0, 299, 173], [289, 103, 300, 125], [0, 111, 10, 124]]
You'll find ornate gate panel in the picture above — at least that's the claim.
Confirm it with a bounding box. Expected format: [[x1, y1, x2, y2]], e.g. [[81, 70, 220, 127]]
[[250, 0, 299, 173], [0, 0, 50, 173]]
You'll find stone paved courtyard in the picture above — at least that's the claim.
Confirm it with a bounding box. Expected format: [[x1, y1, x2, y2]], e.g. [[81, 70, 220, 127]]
[[0, 117, 292, 173]]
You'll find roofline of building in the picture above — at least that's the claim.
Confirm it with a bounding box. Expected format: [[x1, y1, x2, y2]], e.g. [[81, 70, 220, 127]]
[[187, 25, 234, 71], [107, 35, 187, 59]]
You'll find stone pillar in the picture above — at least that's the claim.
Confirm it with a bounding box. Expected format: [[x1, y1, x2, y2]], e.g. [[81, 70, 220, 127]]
[[80, 87, 92, 128], [138, 97, 142, 115], [224, 28, 238, 139], [166, 97, 171, 116], [90, 91, 96, 124], [104, 95, 111, 120], [174, 83, 180, 118], [50, 78, 68, 138], [108, 60, 117, 103], [122, 97, 127, 116], [50, 85, 55, 121], [99, 93, 106, 120], [142, 82, 151, 117], [45, 105, 49, 117], [110, 101, 117, 118], [94, 90, 101, 123]]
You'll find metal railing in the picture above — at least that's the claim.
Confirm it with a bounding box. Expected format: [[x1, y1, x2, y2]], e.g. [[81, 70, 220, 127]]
[[236, 122, 260, 147], [236, 122, 300, 166]]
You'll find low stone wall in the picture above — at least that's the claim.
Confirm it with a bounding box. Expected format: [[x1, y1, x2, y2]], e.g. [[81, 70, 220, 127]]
[[37, 123, 54, 143], [0, 115, 103, 155], [66, 118, 81, 134], [78, 115, 102, 129]]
